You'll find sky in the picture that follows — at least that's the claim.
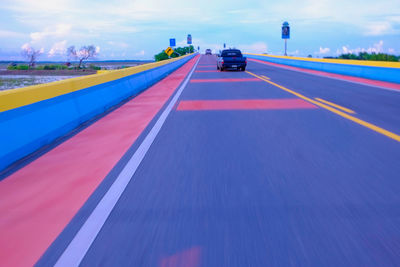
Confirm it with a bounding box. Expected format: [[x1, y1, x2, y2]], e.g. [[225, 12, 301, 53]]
[[0, 0, 399, 61]]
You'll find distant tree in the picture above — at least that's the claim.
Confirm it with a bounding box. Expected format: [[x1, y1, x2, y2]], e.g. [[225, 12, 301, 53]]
[[67, 45, 98, 68], [154, 51, 169, 61], [338, 52, 399, 62], [21, 44, 43, 68], [154, 45, 195, 62]]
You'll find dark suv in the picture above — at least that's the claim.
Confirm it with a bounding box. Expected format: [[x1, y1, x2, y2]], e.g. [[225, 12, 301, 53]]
[[217, 49, 247, 71], [205, 49, 212, 55]]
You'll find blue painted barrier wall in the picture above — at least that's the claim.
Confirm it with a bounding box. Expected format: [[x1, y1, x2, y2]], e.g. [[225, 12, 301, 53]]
[[0, 54, 196, 172], [245, 54, 400, 84]]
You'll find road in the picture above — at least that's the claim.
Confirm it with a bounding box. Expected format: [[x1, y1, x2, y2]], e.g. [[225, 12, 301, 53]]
[[9, 55, 400, 266]]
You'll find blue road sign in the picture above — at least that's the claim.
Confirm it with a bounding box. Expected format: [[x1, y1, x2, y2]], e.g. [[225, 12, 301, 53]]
[[170, 38, 176, 47], [187, 34, 192, 45], [223, 43, 226, 48], [282, 21, 290, 39]]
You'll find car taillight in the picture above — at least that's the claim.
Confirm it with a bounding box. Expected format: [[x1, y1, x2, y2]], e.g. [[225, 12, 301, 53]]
[[221, 60, 224, 64], [245, 59, 247, 64]]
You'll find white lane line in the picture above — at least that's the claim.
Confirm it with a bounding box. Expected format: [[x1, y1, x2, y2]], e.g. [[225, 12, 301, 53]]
[[54, 55, 200, 267]]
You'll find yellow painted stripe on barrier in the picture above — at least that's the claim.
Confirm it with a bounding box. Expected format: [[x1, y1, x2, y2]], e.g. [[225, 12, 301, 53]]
[[246, 71, 400, 143], [96, 70, 114, 74], [245, 53, 400, 69], [315, 97, 355, 114], [0, 54, 194, 112]]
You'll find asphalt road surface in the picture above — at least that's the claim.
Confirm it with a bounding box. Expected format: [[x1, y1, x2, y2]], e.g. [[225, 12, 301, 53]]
[[31, 54, 400, 266]]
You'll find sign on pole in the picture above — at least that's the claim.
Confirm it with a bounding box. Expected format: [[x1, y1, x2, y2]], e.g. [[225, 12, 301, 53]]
[[165, 47, 174, 57], [282, 22, 290, 56], [282, 22, 290, 39], [223, 43, 226, 48], [169, 38, 176, 47], [187, 34, 192, 45]]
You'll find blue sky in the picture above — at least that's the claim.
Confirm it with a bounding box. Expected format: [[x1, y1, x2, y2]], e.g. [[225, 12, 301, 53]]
[[0, 0, 399, 60]]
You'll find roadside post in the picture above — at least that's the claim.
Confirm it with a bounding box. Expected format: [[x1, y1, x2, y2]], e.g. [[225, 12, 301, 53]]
[[224, 43, 226, 49], [187, 34, 192, 53], [282, 21, 290, 56]]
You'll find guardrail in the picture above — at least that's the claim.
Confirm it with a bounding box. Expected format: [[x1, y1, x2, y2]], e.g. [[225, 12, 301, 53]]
[[0, 53, 196, 172], [245, 53, 400, 84]]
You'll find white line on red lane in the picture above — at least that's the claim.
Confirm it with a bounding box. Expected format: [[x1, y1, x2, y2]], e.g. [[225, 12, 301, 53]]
[[54, 55, 201, 267]]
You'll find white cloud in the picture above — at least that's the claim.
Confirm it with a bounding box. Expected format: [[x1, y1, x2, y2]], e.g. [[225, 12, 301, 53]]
[[135, 50, 145, 56], [107, 41, 129, 48], [0, 30, 25, 38], [337, 40, 385, 54], [48, 40, 67, 57], [237, 42, 268, 54], [21, 43, 44, 54], [372, 40, 384, 53], [388, 48, 395, 54], [30, 24, 72, 43], [21, 43, 30, 51], [364, 21, 395, 36], [316, 47, 330, 54]]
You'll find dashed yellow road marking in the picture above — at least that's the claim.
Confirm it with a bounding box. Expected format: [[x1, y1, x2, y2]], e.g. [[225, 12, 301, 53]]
[[246, 71, 400, 143], [314, 98, 356, 114]]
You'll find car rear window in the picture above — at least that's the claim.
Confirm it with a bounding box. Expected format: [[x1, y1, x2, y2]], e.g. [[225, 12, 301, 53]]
[[222, 51, 242, 57]]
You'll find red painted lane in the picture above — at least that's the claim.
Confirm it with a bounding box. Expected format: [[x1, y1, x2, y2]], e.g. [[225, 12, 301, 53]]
[[249, 58, 400, 91], [177, 99, 318, 111], [0, 55, 199, 267], [190, 78, 261, 83], [195, 70, 219, 73]]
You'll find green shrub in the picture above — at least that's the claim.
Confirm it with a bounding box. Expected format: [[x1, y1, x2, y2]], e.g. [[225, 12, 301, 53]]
[[88, 64, 101, 70], [7, 64, 29, 70], [154, 45, 194, 62], [42, 64, 68, 70], [154, 51, 169, 61], [43, 65, 55, 70], [17, 65, 29, 70]]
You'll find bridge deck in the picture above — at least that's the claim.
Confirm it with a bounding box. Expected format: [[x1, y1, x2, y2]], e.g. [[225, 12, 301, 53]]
[[2, 55, 400, 267]]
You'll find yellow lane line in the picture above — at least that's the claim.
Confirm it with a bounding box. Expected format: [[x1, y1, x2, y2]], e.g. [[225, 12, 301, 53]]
[[261, 75, 271, 80], [314, 97, 356, 114], [246, 71, 400, 143]]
